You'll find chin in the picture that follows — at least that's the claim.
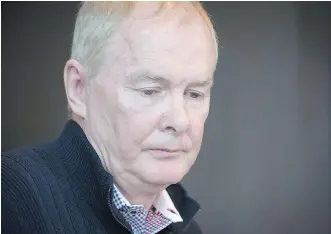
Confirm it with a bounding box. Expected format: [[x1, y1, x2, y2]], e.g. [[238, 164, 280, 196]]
[[142, 164, 189, 186]]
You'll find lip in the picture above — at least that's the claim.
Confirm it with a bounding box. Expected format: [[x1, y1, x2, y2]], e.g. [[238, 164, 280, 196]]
[[147, 149, 184, 158], [150, 148, 183, 153]]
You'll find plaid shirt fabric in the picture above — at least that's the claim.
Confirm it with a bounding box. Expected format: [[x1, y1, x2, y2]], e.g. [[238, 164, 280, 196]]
[[112, 185, 183, 234]]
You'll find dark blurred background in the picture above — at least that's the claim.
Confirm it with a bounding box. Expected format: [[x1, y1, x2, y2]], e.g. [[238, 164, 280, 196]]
[[2, 2, 330, 234]]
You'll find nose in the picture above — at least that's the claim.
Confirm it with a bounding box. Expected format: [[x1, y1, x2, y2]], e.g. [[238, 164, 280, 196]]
[[159, 95, 190, 135]]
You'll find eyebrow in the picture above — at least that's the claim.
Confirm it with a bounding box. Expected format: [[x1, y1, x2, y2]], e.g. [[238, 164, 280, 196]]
[[129, 72, 168, 84], [127, 71, 214, 87], [188, 79, 214, 88]]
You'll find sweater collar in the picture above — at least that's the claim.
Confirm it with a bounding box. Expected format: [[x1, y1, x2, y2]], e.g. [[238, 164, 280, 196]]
[[55, 120, 200, 233]]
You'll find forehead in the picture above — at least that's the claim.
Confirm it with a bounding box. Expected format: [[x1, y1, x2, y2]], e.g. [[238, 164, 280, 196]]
[[102, 3, 217, 86]]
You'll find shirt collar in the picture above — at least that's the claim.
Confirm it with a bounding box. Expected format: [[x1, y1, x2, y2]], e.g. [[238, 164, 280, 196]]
[[113, 184, 183, 223]]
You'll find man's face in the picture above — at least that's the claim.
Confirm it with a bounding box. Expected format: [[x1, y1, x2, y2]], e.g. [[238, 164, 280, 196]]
[[85, 6, 217, 186]]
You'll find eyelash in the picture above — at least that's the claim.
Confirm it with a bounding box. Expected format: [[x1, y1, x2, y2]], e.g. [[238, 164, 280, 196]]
[[185, 91, 204, 99], [139, 88, 162, 96], [137, 88, 205, 100]]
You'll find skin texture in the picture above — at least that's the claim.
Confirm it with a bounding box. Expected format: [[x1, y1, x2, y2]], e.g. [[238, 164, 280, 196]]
[[64, 2, 217, 209]]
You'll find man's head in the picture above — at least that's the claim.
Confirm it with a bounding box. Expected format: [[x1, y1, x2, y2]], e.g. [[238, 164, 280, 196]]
[[64, 1, 218, 187]]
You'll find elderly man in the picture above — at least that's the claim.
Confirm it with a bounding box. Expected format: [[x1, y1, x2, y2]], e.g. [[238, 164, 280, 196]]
[[2, 2, 218, 234]]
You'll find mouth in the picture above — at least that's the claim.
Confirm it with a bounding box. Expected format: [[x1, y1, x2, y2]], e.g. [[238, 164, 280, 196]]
[[147, 148, 185, 158], [150, 148, 182, 153]]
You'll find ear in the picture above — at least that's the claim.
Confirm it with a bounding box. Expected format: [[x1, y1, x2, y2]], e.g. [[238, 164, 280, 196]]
[[63, 59, 87, 119]]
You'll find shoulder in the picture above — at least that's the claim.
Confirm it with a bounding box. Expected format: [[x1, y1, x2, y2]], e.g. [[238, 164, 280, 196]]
[[2, 144, 53, 196], [2, 145, 45, 185], [1, 145, 61, 233], [2, 142, 62, 175], [2, 143, 64, 201], [2, 144, 57, 188]]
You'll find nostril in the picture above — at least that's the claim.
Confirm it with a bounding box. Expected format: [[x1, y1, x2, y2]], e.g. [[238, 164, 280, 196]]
[[165, 126, 176, 132]]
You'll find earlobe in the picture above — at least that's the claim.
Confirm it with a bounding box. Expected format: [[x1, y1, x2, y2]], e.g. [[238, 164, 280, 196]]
[[64, 59, 87, 119]]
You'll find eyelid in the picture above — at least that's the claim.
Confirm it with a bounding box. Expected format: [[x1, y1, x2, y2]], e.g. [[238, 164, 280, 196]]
[[137, 87, 162, 91], [184, 90, 206, 100], [185, 89, 205, 95], [136, 87, 164, 97]]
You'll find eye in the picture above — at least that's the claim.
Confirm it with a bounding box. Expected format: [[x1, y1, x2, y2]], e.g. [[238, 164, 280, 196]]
[[139, 88, 162, 96], [185, 90, 204, 99]]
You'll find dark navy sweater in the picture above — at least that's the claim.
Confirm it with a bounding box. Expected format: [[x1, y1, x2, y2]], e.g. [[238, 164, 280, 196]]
[[1, 120, 201, 234]]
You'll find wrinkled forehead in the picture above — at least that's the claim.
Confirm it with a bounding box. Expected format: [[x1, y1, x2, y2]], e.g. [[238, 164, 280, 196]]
[[98, 2, 217, 85]]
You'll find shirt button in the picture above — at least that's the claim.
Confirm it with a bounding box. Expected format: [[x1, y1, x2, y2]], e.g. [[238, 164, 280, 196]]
[[130, 210, 137, 214]]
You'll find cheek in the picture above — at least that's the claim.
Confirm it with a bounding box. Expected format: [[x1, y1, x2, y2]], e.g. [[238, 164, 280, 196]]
[[86, 86, 108, 127], [114, 102, 162, 157], [188, 107, 209, 148], [190, 122, 205, 148]]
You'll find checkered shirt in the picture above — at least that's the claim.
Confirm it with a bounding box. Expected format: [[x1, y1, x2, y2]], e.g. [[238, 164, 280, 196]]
[[112, 185, 183, 234]]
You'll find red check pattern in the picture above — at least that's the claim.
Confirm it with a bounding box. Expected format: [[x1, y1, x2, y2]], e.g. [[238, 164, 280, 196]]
[[112, 185, 174, 234]]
